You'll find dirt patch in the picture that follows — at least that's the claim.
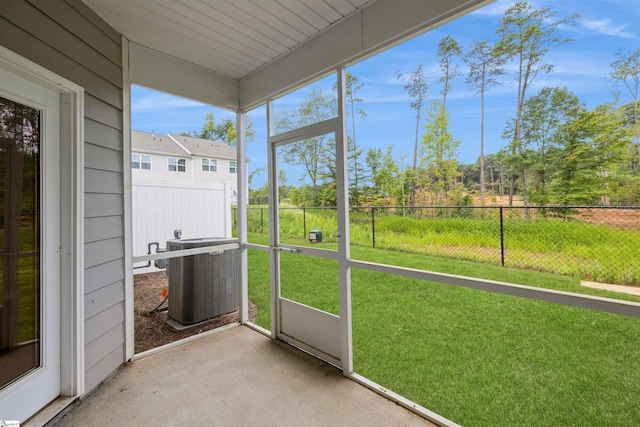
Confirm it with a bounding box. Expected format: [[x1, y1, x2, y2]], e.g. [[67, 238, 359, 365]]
[[581, 281, 640, 297], [134, 271, 257, 354], [574, 208, 639, 231]]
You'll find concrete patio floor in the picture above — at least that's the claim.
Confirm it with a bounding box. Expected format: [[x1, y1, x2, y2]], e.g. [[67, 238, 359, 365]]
[[53, 325, 434, 426]]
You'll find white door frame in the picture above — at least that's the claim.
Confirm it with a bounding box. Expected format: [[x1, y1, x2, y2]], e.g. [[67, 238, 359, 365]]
[[0, 45, 84, 417], [266, 69, 353, 373]]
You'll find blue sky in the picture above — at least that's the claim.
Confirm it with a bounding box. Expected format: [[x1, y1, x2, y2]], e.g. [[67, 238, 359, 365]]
[[132, 0, 640, 189]]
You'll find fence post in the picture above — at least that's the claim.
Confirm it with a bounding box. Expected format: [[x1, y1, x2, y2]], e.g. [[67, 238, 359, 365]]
[[371, 207, 376, 248], [500, 207, 505, 267], [303, 207, 307, 239], [260, 208, 264, 234]]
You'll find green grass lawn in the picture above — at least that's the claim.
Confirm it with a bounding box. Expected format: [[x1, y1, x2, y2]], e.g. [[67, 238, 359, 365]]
[[246, 233, 640, 426]]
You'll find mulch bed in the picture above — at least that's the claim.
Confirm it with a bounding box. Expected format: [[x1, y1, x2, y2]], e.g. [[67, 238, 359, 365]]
[[134, 271, 257, 353]]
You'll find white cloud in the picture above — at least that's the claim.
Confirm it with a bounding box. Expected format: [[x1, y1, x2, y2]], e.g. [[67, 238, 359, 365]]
[[131, 96, 203, 112], [131, 89, 206, 112], [582, 18, 635, 39]]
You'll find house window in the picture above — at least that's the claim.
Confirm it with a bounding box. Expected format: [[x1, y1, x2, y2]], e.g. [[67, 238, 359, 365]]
[[168, 157, 186, 172], [229, 160, 237, 173], [132, 153, 151, 170], [202, 158, 217, 172]]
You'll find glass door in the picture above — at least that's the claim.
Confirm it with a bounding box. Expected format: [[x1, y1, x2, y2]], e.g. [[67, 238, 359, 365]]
[[0, 95, 41, 385], [0, 65, 61, 422]]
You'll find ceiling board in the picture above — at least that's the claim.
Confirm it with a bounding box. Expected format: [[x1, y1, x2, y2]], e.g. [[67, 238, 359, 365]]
[[84, 0, 369, 80], [189, 1, 298, 50]]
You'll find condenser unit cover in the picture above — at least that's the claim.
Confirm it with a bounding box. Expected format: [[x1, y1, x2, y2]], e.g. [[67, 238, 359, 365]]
[[167, 238, 237, 325]]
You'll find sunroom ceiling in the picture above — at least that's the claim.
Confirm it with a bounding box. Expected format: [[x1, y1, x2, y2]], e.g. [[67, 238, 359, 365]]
[[83, 0, 372, 81]]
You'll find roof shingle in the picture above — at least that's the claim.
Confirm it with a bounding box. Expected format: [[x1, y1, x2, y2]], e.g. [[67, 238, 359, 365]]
[[131, 130, 236, 160]]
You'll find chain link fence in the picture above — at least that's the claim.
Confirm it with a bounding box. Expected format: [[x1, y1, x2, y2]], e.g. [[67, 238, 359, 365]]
[[234, 205, 640, 285]]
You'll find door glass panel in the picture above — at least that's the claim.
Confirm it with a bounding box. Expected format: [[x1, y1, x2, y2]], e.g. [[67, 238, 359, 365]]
[[276, 134, 339, 248], [0, 96, 41, 390]]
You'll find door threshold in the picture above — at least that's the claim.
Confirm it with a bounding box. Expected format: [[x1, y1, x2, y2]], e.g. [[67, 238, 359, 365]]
[[23, 396, 77, 427]]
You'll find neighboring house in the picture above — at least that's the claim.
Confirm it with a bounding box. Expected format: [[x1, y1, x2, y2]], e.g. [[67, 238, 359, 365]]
[[2, 1, 633, 425], [131, 130, 238, 201], [130, 131, 235, 265]]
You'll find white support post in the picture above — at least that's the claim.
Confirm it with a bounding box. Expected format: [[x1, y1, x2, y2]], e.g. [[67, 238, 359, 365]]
[[122, 36, 135, 363], [335, 69, 353, 375], [266, 100, 281, 339], [236, 111, 249, 323]]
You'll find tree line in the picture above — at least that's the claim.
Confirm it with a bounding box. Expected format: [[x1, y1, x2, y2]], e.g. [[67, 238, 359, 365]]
[[194, 2, 640, 209], [389, 1, 639, 209]]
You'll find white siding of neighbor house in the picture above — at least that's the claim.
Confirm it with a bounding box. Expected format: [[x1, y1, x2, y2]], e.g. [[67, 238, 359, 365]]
[[132, 152, 193, 182], [132, 154, 238, 198], [0, 0, 126, 392], [192, 156, 237, 193]]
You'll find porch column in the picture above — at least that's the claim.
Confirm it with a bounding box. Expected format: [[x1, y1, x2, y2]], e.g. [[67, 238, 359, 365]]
[[336, 68, 353, 375], [236, 111, 249, 323]]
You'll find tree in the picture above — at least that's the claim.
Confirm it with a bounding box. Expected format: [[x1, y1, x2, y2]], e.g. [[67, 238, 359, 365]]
[[248, 166, 266, 189], [335, 72, 367, 205], [437, 35, 462, 109], [493, 149, 511, 197], [182, 112, 255, 146], [278, 169, 288, 201], [459, 161, 480, 192], [275, 88, 335, 205], [396, 64, 427, 206], [364, 147, 382, 201], [1, 97, 41, 152], [248, 183, 269, 205], [365, 146, 398, 204], [610, 48, 640, 168], [620, 100, 640, 127], [0, 98, 40, 219], [550, 103, 632, 206], [346, 135, 365, 205], [518, 87, 582, 204], [464, 40, 505, 205], [393, 154, 411, 206], [612, 102, 640, 204], [323, 134, 363, 206], [420, 100, 461, 205], [495, 1, 578, 209], [483, 153, 497, 195]]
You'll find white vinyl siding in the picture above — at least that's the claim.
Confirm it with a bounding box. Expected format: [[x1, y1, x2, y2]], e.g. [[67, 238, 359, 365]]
[[190, 157, 238, 199], [0, 0, 126, 393]]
